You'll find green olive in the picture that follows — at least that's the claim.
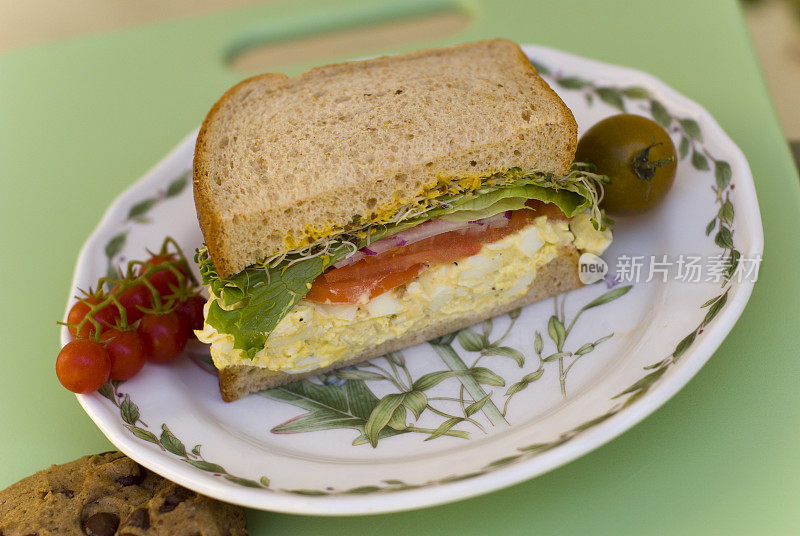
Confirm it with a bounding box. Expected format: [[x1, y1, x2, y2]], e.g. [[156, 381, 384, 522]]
[[575, 114, 677, 215]]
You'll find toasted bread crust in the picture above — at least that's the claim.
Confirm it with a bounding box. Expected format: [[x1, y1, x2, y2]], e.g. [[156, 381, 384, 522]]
[[216, 246, 581, 402], [193, 73, 288, 278], [193, 39, 577, 278]]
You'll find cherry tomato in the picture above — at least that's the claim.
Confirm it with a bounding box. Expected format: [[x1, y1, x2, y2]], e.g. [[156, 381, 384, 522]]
[[176, 295, 206, 334], [114, 284, 152, 325], [138, 312, 189, 363], [575, 114, 677, 215], [100, 329, 146, 380], [66, 297, 120, 338], [139, 255, 188, 298], [56, 339, 111, 393]]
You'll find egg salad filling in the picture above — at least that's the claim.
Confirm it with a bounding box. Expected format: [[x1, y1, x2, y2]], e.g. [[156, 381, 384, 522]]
[[197, 214, 611, 372], [195, 165, 610, 360]]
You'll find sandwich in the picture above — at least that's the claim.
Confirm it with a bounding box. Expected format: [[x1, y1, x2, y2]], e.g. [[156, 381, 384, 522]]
[[193, 39, 612, 402]]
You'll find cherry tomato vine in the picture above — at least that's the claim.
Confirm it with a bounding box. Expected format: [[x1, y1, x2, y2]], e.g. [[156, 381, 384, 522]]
[[57, 237, 205, 393]]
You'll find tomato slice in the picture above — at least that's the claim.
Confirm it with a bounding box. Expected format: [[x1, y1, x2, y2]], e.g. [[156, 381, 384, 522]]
[[306, 202, 566, 304], [306, 264, 426, 304], [322, 242, 482, 283]]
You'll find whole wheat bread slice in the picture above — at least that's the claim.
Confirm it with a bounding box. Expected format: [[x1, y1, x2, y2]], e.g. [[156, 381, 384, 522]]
[[217, 247, 581, 401], [194, 39, 577, 278]]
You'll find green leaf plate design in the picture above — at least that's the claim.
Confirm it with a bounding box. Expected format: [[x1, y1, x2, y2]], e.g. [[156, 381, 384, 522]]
[[64, 45, 762, 515]]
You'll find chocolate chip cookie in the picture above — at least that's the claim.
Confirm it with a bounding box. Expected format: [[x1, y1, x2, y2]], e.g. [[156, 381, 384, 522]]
[[0, 451, 247, 535]]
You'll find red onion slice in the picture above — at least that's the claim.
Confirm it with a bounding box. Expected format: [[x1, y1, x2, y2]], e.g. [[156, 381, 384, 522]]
[[332, 211, 511, 269]]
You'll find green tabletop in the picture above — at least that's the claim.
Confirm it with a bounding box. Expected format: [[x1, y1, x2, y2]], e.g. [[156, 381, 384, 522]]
[[2, 0, 799, 533]]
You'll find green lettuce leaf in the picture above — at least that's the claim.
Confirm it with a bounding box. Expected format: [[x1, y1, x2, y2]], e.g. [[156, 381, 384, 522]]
[[440, 183, 588, 222], [197, 246, 351, 358], [441, 197, 532, 222], [196, 170, 600, 356], [202, 255, 329, 357]]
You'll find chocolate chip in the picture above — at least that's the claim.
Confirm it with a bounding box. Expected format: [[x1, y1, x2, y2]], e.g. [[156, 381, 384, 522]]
[[122, 508, 150, 529], [115, 464, 146, 486], [55, 488, 75, 498], [158, 486, 196, 513], [83, 512, 119, 536]]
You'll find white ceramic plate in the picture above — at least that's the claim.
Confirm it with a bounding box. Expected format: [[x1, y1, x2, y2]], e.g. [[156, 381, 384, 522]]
[[64, 45, 763, 515]]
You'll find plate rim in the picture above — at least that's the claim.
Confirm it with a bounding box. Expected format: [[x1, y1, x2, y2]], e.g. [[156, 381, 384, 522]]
[[65, 43, 764, 515]]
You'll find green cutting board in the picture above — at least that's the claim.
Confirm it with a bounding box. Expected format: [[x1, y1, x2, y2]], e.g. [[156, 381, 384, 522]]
[[2, 0, 799, 533]]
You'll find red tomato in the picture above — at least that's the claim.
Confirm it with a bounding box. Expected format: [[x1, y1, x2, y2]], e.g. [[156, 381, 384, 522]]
[[66, 297, 120, 338], [322, 242, 481, 284], [307, 264, 426, 304], [175, 295, 206, 334], [138, 312, 189, 363], [56, 339, 111, 393], [305, 204, 567, 305], [100, 329, 146, 380], [114, 284, 152, 325], [139, 255, 188, 298]]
